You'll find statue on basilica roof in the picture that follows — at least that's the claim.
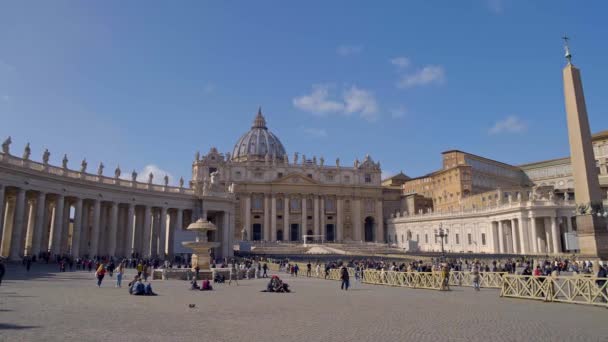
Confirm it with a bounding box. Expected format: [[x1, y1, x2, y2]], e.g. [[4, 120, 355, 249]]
[[43, 149, 50, 165], [62, 154, 68, 169], [23, 143, 31, 160], [80, 159, 87, 173], [97, 162, 104, 176], [2, 136, 11, 154]]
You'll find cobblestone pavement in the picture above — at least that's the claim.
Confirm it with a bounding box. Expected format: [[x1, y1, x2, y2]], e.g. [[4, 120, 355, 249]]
[[1, 264, 607, 342]]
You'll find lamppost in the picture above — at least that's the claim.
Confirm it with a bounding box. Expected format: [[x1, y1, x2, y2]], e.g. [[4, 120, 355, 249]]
[[435, 224, 449, 261]]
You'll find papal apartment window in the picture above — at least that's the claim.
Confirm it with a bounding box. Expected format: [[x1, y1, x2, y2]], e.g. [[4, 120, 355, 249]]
[[481, 233, 486, 245], [467, 233, 472, 245], [455, 233, 460, 244]]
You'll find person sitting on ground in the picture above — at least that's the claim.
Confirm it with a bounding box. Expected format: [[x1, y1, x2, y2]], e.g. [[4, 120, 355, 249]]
[[144, 282, 157, 296], [265, 275, 290, 293], [131, 278, 146, 295], [190, 279, 200, 290], [200, 279, 213, 291]]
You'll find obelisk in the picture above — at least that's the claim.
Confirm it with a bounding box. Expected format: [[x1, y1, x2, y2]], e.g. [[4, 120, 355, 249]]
[[562, 36, 608, 257]]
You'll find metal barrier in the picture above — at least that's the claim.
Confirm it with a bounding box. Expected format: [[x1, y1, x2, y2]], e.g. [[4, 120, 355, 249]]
[[362, 270, 442, 290], [448, 272, 506, 289], [500, 274, 608, 307]]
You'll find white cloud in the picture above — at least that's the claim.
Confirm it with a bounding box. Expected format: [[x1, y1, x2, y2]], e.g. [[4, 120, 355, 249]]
[[293, 84, 379, 122], [486, 0, 505, 14], [390, 57, 411, 69], [293, 84, 345, 115], [336, 44, 363, 56], [397, 65, 446, 88], [302, 127, 328, 138], [343, 86, 379, 121], [135, 164, 174, 184], [390, 106, 407, 119], [489, 116, 527, 134]]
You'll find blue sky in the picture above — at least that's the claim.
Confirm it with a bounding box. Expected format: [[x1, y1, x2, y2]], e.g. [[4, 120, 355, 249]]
[[1, 1, 607, 184]]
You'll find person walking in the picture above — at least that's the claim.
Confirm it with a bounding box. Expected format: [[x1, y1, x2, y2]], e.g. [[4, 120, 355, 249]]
[[340, 266, 350, 291], [228, 262, 239, 286], [25, 257, 32, 272], [262, 263, 268, 278], [306, 262, 312, 277], [96, 263, 107, 287], [597, 264, 607, 303], [294, 264, 299, 277], [116, 262, 125, 288], [471, 263, 481, 291]]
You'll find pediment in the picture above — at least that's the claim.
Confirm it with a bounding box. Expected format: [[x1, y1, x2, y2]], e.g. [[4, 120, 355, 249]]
[[273, 172, 319, 185]]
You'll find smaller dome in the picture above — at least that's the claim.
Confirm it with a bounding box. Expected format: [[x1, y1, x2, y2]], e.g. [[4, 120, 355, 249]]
[[231, 108, 287, 163]]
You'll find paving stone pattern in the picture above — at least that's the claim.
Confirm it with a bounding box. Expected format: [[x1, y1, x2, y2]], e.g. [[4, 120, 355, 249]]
[[1, 264, 607, 342]]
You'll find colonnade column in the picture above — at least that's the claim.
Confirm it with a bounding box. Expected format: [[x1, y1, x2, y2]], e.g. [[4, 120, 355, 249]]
[[510, 219, 519, 254], [244, 195, 251, 241], [518, 216, 528, 254], [159, 207, 167, 258], [283, 196, 290, 240], [530, 217, 538, 253], [270, 195, 277, 241], [319, 196, 325, 241], [50, 194, 64, 256], [313, 196, 320, 236], [263, 195, 270, 241], [24, 198, 36, 256], [143, 206, 152, 257], [497, 220, 505, 253], [353, 198, 362, 241], [9, 189, 26, 260], [301, 195, 307, 239], [0, 186, 4, 245], [71, 198, 83, 258], [0, 197, 15, 257], [90, 199, 101, 257], [31, 192, 46, 256], [336, 197, 343, 242], [550, 216, 560, 254], [221, 211, 230, 258], [108, 202, 118, 257], [126, 204, 135, 256], [543, 218, 552, 254]]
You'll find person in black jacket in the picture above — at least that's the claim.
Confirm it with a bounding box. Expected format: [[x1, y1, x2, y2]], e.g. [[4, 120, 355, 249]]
[[340, 266, 350, 291], [597, 265, 607, 303], [0, 258, 5, 286]]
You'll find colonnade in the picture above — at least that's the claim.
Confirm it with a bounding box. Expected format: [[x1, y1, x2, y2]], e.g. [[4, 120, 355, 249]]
[[241, 193, 383, 243], [491, 215, 573, 254], [0, 185, 191, 260]]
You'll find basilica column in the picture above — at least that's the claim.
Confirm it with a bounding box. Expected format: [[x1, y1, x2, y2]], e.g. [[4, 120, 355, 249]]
[[90, 199, 101, 257], [31, 192, 46, 256], [375, 199, 383, 243], [126, 203, 135, 256], [284, 196, 290, 240], [319, 196, 325, 241], [566, 216, 573, 232], [0, 185, 4, 246], [108, 202, 118, 257], [263, 195, 270, 241], [550, 216, 561, 254], [497, 220, 505, 253], [244, 195, 251, 240], [159, 207, 168, 258], [301, 195, 307, 238], [529, 217, 538, 254], [510, 219, 519, 254], [50, 194, 64, 257], [313, 196, 320, 237], [143, 206, 152, 257], [270, 195, 277, 241], [353, 198, 362, 241], [336, 197, 343, 242], [71, 198, 83, 258]]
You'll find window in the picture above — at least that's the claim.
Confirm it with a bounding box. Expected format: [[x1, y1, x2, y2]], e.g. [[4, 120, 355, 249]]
[[235, 171, 242, 179], [307, 174, 313, 178], [434, 235, 438, 244], [389, 235, 392, 242], [467, 233, 472, 245], [290, 198, 300, 210], [425, 234, 428, 243], [416, 234, 419, 242], [455, 234, 460, 244], [252, 196, 263, 210], [208, 167, 217, 176], [277, 172, 283, 178], [344, 175, 350, 183], [326, 174, 334, 181], [365, 174, 372, 183], [401, 235, 404, 243], [254, 172, 263, 179], [325, 198, 335, 211], [481, 233, 486, 245], [276, 200, 283, 210]]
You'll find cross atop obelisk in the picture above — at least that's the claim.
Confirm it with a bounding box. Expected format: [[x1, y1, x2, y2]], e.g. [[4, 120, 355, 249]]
[[561, 36, 607, 257]]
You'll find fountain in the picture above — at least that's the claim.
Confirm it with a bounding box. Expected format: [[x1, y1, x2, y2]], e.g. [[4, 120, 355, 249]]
[[182, 217, 220, 275]]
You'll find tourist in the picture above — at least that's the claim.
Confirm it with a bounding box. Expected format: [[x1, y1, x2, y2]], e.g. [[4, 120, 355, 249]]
[[340, 266, 350, 291], [294, 264, 299, 277], [116, 262, 125, 288], [228, 262, 239, 286], [144, 281, 157, 296], [143, 264, 150, 282], [96, 263, 107, 287], [262, 263, 268, 278], [306, 262, 312, 277], [200, 279, 213, 291], [597, 264, 607, 303], [136, 261, 143, 277], [316, 263, 321, 277], [25, 257, 32, 272], [471, 263, 480, 291], [440, 265, 450, 291], [131, 278, 145, 295]]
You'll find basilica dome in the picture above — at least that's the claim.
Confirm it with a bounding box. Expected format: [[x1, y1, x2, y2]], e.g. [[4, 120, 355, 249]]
[[231, 108, 287, 163]]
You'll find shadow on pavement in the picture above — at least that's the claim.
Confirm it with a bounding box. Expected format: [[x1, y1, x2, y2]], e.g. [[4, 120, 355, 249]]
[[0, 323, 39, 330]]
